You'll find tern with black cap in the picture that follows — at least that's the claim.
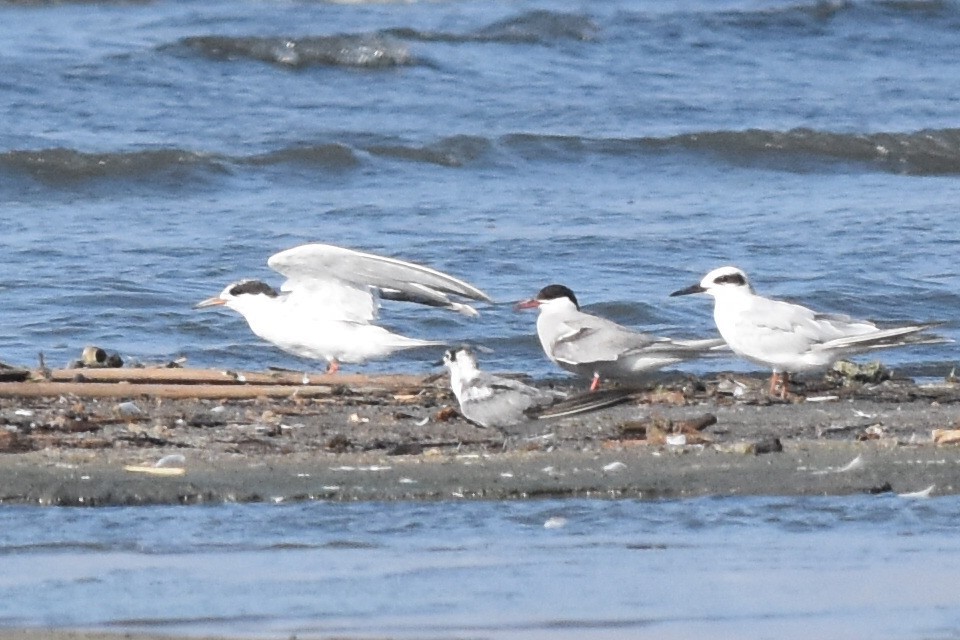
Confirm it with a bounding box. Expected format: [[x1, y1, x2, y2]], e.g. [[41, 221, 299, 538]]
[[516, 284, 725, 391], [670, 266, 946, 397], [196, 243, 492, 372]]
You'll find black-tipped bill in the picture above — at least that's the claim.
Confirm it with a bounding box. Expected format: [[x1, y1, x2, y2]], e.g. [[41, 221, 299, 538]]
[[670, 284, 706, 297]]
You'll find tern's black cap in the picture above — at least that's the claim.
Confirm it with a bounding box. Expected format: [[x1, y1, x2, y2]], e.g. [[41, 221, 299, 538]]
[[536, 284, 579, 310], [229, 280, 279, 298]]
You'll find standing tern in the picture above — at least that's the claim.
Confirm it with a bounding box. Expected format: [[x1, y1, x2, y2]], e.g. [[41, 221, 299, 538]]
[[196, 243, 493, 372], [670, 266, 944, 397], [441, 346, 633, 433], [515, 284, 726, 390]]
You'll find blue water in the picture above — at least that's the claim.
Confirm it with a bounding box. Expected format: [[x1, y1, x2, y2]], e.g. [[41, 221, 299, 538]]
[[0, 0, 958, 378], [0, 496, 959, 639], [3, 3, 960, 636]]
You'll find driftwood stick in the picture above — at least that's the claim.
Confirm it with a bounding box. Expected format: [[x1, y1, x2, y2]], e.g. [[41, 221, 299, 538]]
[[0, 368, 438, 399], [0, 382, 342, 400], [39, 367, 432, 389]]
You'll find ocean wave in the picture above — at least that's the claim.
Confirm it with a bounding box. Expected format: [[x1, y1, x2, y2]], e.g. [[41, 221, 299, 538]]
[[702, 0, 959, 30], [174, 10, 596, 69], [666, 128, 960, 175], [6, 128, 960, 185], [0, 148, 229, 182], [177, 34, 414, 69], [366, 135, 491, 168], [385, 10, 598, 44], [503, 128, 960, 176], [613, 0, 958, 36]]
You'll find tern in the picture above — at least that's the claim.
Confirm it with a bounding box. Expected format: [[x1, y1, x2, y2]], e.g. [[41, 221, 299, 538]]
[[515, 284, 726, 391], [196, 243, 493, 372], [441, 346, 633, 433], [670, 266, 944, 397]]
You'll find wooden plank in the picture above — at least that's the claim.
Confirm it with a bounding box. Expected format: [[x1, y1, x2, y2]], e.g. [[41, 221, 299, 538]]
[[39, 367, 433, 389], [0, 381, 337, 400]]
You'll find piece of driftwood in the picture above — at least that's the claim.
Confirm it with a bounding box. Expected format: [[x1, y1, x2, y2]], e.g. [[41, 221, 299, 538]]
[[0, 382, 340, 400], [0, 377, 436, 400], [43, 367, 432, 388]]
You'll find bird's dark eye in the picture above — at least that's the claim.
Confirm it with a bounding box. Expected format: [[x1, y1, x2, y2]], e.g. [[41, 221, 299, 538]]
[[714, 273, 746, 286]]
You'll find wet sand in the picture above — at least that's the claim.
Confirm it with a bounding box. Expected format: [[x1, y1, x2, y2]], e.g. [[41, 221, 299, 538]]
[[1, 366, 959, 505]]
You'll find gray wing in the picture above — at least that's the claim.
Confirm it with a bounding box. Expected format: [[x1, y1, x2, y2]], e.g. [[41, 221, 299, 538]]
[[550, 312, 673, 366], [458, 373, 554, 428], [268, 243, 493, 317]]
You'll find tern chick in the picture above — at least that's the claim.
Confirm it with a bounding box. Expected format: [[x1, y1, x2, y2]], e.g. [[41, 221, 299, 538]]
[[197, 243, 492, 372], [515, 284, 726, 390], [671, 266, 946, 397], [441, 346, 633, 434]]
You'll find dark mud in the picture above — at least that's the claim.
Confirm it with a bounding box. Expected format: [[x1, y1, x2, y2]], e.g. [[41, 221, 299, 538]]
[[1, 368, 959, 505]]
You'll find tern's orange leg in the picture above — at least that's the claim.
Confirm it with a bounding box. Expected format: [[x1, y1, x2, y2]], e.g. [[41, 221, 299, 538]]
[[589, 373, 602, 392], [326, 359, 340, 374], [769, 372, 789, 399]]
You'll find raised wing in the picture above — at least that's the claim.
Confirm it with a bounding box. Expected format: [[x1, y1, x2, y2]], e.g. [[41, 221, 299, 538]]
[[268, 243, 492, 317]]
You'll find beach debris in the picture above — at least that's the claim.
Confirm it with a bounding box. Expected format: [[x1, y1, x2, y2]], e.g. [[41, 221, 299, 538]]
[[602, 461, 626, 472], [36, 352, 51, 379], [856, 425, 886, 441], [805, 395, 839, 403], [753, 437, 783, 454], [543, 516, 568, 529], [817, 420, 880, 438], [0, 361, 29, 382], [617, 413, 716, 445], [434, 406, 459, 422], [123, 453, 187, 476], [155, 454, 186, 468], [116, 401, 143, 417], [715, 437, 782, 455], [0, 429, 33, 453], [387, 442, 423, 456], [325, 434, 351, 452], [72, 346, 124, 369], [637, 387, 687, 406], [811, 453, 864, 475], [932, 428, 960, 445], [123, 465, 186, 476], [348, 413, 369, 424], [714, 377, 749, 397], [828, 360, 890, 385]]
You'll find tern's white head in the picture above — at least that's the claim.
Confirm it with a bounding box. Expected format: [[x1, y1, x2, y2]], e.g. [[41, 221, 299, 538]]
[[670, 266, 754, 299], [515, 284, 580, 314], [442, 346, 480, 378], [195, 279, 281, 313]]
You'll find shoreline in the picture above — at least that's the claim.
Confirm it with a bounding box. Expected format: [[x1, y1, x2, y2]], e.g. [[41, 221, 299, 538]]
[[0, 366, 958, 506]]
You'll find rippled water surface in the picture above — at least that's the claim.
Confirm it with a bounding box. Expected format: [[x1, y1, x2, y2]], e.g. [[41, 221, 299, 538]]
[[1, 496, 959, 639], [3, 4, 960, 637], [1, 0, 958, 378]]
